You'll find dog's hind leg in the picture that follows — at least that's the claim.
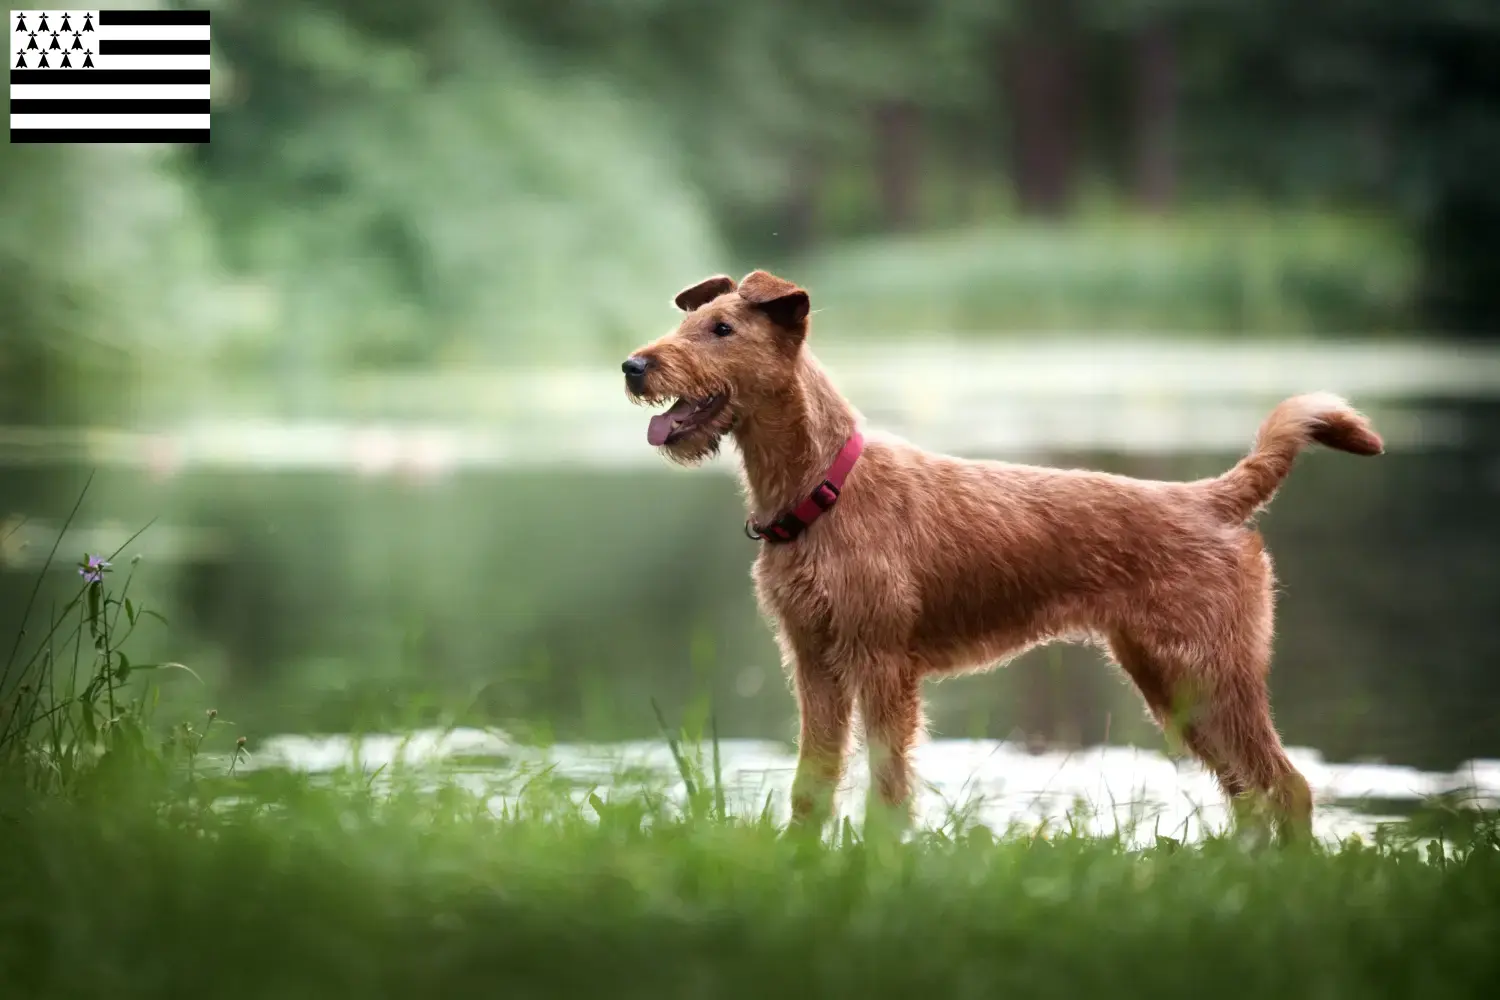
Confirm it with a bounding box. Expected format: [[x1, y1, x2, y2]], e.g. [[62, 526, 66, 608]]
[[1108, 631, 1248, 799], [857, 664, 924, 838], [1201, 544, 1313, 842], [1115, 627, 1312, 843], [1199, 676, 1313, 843]]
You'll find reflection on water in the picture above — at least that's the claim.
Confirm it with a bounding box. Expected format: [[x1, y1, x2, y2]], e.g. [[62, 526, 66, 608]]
[[255, 729, 1500, 847]]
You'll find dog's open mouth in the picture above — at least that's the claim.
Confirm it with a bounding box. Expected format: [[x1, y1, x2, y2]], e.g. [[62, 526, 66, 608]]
[[646, 394, 728, 446]]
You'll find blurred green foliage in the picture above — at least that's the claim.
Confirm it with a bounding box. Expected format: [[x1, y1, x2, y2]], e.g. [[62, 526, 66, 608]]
[[802, 210, 1414, 336], [0, 143, 226, 422], [195, 3, 726, 371], [3, 0, 1497, 396]]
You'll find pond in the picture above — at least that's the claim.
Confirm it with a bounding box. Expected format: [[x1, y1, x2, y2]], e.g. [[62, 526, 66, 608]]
[[4, 339, 1499, 773]]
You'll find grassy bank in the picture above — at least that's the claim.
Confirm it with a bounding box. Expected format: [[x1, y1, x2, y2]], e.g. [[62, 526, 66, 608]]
[[2, 527, 1499, 999], [796, 209, 1414, 338], [2, 764, 1500, 1000]]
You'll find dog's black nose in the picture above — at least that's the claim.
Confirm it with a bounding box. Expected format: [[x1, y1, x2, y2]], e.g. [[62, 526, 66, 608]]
[[621, 357, 650, 378]]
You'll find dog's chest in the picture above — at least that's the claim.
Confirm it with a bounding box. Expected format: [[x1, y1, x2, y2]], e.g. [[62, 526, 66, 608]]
[[751, 545, 836, 627], [750, 537, 905, 646]]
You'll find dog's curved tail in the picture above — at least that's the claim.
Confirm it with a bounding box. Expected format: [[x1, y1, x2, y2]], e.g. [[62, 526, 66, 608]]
[[1201, 392, 1383, 523]]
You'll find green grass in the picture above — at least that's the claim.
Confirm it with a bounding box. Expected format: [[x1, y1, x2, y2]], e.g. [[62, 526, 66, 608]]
[[795, 209, 1415, 338], [3, 504, 1500, 999], [3, 760, 1500, 999]]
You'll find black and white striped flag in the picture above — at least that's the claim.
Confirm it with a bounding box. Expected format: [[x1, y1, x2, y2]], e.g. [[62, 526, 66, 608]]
[[10, 8, 209, 143]]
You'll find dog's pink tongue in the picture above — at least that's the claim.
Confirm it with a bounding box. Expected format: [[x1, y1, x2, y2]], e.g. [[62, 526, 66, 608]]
[[647, 399, 696, 446]]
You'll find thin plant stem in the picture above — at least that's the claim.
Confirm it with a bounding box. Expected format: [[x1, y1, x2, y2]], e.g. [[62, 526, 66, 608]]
[[0, 471, 93, 696]]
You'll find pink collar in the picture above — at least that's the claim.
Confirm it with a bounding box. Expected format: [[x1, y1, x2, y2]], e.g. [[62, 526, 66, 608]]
[[745, 432, 865, 544]]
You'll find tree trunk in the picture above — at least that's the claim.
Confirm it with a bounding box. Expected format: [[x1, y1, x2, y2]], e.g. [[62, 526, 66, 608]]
[[776, 147, 824, 254], [1131, 19, 1178, 211], [1001, 0, 1080, 217], [872, 100, 921, 230]]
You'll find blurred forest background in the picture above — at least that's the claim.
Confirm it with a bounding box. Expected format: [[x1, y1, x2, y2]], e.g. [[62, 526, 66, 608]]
[[2, 0, 1499, 768]]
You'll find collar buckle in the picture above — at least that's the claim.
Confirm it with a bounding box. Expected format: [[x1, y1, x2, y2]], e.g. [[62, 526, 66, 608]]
[[745, 432, 864, 546]]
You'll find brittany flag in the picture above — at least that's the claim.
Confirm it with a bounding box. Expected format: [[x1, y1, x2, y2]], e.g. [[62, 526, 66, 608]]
[[10, 9, 209, 143]]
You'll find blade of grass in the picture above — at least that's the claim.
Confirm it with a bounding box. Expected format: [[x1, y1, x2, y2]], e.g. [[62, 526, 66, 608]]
[[711, 709, 725, 822], [650, 697, 698, 803]]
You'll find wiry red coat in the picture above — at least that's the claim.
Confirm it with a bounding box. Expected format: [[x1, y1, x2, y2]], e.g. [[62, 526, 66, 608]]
[[625, 270, 1383, 840]]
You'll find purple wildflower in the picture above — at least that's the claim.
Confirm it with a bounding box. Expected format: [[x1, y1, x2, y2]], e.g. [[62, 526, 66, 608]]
[[78, 554, 111, 584]]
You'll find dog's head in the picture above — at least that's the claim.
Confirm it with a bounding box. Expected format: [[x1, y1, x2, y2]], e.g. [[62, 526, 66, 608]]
[[621, 270, 811, 465]]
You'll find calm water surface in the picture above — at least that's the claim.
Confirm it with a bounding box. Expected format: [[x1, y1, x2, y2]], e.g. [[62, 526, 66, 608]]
[[255, 730, 1500, 847]]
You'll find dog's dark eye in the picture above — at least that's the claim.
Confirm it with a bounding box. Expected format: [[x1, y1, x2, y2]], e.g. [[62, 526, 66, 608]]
[[713, 321, 733, 338]]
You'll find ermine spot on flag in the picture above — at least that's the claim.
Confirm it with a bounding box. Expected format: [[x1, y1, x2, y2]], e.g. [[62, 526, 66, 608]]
[[9, 9, 210, 143]]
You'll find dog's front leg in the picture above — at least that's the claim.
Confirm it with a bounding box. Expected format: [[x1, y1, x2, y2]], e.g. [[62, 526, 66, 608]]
[[858, 666, 923, 839], [787, 654, 853, 835]]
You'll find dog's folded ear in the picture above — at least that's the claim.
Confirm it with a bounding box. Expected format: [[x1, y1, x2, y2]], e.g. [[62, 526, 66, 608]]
[[674, 275, 737, 312], [737, 270, 810, 333]]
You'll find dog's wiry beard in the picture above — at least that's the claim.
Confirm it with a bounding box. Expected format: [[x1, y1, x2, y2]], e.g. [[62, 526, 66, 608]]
[[659, 407, 735, 466], [626, 383, 735, 466]]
